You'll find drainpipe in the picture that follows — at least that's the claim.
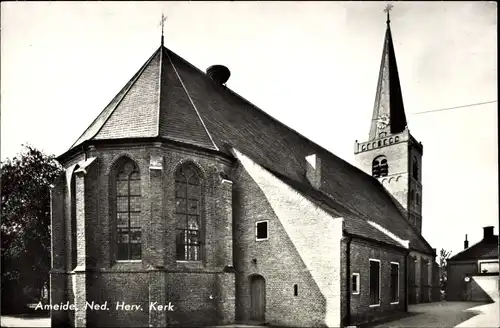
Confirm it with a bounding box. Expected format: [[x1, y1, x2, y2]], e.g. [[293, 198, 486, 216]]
[[344, 235, 352, 327], [404, 251, 409, 312]]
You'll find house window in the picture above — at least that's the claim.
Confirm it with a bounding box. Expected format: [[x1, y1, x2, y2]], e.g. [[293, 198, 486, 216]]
[[369, 259, 380, 306], [412, 157, 419, 181], [372, 156, 388, 178], [479, 260, 499, 273], [294, 284, 298, 296], [115, 160, 142, 261], [175, 163, 203, 261], [256, 221, 268, 241], [352, 273, 360, 294], [390, 262, 399, 303]]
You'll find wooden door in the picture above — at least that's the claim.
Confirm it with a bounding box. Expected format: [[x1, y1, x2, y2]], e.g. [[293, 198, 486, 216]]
[[250, 275, 266, 321]]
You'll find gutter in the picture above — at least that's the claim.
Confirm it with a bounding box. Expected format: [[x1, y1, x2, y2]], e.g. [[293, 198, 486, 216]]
[[57, 137, 233, 164], [347, 232, 408, 253], [404, 251, 409, 312]]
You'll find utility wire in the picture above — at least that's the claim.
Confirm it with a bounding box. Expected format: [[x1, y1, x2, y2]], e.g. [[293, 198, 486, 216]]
[[412, 100, 497, 115]]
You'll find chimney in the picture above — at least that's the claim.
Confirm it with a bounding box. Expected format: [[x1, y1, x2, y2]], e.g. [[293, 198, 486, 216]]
[[464, 234, 469, 249], [483, 226, 494, 239], [305, 154, 322, 189], [206, 65, 231, 86]]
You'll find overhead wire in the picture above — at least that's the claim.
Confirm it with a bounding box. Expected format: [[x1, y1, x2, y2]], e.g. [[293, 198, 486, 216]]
[[412, 100, 497, 115]]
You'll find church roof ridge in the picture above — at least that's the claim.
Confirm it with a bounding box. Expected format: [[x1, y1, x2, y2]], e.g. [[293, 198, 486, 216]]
[[163, 48, 219, 151]]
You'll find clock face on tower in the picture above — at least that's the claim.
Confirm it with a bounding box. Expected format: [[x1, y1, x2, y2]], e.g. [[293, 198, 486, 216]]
[[376, 114, 390, 129]]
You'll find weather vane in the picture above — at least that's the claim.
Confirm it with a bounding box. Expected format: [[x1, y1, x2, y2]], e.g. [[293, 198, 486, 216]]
[[159, 13, 167, 45], [384, 4, 393, 24]]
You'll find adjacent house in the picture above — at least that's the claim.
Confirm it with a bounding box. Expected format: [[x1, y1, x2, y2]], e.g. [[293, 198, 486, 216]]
[[447, 226, 499, 302]]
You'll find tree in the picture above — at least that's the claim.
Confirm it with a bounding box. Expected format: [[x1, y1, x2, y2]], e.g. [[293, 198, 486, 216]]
[[438, 248, 452, 293], [1, 145, 63, 313]]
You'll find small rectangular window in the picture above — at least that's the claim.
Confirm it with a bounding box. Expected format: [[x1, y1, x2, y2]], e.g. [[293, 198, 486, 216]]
[[256, 221, 268, 241], [294, 284, 298, 296], [352, 273, 360, 294]]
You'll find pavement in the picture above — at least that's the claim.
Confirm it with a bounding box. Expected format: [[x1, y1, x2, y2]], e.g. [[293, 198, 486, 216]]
[[454, 301, 499, 328], [1, 301, 498, 327], [0, 317, 263, 328], [0, 316, 264, 328], [367, 301, 499, 328], [0, 315, 50, 327]]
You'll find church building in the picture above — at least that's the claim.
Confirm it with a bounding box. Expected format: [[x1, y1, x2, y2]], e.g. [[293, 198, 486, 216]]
[[50, 10, 440, 328]]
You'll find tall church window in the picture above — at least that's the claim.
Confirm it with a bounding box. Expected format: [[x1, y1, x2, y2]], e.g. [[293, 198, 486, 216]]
[[372, 156, 388, 178], [115, 159, 142, 260], [175, 163, 203, 261], [412, 157, 419, 181]]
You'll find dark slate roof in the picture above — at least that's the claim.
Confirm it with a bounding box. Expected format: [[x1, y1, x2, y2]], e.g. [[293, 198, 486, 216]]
[[449, 235, 499, 261], [261, 165, 406, 250], [369, 21, 407, 141], [71, 47, 218, 151], [65, 43, 434, 255]]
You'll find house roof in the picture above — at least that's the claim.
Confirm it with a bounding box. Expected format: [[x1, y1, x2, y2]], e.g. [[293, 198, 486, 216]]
[[63, 34, 434, 255], [448, 235, 499, 262]]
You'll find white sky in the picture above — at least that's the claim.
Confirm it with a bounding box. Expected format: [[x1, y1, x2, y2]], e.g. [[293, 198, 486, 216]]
[[1, 1, 497, 256]]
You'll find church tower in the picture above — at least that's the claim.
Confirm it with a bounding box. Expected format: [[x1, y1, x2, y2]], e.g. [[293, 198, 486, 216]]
[[354, 8, 424, 233]]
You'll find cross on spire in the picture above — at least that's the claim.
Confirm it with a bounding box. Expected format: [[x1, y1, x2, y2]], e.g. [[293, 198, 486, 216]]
[[384, 4, 393, 24], [159, 13, 167, 45]]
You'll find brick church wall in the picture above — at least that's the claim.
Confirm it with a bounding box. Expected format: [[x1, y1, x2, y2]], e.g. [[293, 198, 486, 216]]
[[232, 157, 343, 327], [345, 238, 406, 326], [54, 144, 235, 327]]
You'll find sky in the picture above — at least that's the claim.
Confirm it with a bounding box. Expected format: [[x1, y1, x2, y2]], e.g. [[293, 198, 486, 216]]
[[1, 1, 497, 257]]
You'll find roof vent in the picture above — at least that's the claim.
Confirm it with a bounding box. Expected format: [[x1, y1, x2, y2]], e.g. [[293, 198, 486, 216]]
[[206, 65, 230, 86]]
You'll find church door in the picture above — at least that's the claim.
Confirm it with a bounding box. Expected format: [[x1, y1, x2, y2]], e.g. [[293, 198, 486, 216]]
[[250, 275, 266, 322]]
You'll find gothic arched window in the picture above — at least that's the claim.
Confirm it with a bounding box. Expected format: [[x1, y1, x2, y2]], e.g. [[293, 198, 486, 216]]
[[175, 163, 203, 261], [372, 156, 389, 178], [412, 157, 419, 181], [115, 159, 141, 260]]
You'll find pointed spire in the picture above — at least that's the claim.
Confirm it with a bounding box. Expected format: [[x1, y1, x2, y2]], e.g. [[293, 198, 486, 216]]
[[369, 4, 407, 140]]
